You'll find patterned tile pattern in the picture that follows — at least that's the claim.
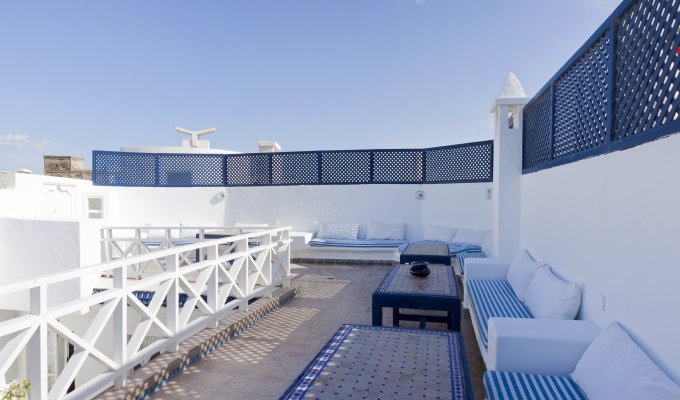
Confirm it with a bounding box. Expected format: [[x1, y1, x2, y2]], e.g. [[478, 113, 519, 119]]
[[280, 325, 469, 400], [377, 264, 457, 297], [401, 242, 450, 257]]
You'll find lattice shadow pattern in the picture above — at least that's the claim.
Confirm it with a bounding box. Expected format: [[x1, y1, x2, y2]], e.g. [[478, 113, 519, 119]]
[[158, 154, 224, 186], [426, 142, 493, 182], [614, 0, 680, 140], [553, 32, 610, 160]]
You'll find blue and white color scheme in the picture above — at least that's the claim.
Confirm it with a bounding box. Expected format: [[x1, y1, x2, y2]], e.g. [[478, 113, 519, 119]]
[[484, 371, 587, 400], [279, 324, 471, 400], [466, 280, 533, 346]]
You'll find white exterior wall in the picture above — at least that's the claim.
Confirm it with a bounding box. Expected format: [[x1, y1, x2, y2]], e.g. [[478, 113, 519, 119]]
[[520, 133, 680, 381], [106, 186, 230, 226], [0, 173, 95, 220], [0, 218, 102, 311], [108, 184, 492, 239]]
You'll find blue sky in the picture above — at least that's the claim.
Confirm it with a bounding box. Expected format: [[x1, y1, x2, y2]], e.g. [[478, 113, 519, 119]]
[[0, 0, 620, 172]]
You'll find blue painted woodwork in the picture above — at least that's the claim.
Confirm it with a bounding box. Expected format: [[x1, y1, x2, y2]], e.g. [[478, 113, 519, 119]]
[[523, 0, 680, 173], [92, 140, 493, 187]]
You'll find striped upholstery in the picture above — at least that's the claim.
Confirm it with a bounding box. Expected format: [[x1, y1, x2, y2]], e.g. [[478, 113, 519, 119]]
[[456, 250, 486, 275], [466, 280, 532, 347], [309, 238, 408, 248], [484, 371, 587, 400]]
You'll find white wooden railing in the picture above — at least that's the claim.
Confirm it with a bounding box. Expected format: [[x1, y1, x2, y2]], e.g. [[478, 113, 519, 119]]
[[0, 226, 291, 400]]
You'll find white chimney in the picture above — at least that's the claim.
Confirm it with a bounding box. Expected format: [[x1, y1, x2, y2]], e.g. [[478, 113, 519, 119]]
[[257, 141, 281, 153]]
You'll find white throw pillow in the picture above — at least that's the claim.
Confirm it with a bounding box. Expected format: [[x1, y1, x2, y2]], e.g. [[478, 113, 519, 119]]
[[524, 266, 581, 319], [506, 249, 544, 301], [452, 229, 489, 245], [423, 225, 457, 242], [366, 221, 406, 240], [571, 323, 680, 400], [481, 232, 493, 256], [317, 222, 359, 240]]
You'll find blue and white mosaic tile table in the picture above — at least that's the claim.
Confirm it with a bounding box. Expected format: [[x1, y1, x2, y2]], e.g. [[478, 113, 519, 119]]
[[399, 241, 452, 265], [372, 263, 461, 331], [278, 324, 472, 400]]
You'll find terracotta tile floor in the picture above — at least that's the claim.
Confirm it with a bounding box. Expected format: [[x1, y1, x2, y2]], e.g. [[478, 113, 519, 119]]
[[149, 263, 485, 400]]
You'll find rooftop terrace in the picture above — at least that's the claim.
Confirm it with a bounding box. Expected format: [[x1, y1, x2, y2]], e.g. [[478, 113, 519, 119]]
[[1, 0, 679, 398]]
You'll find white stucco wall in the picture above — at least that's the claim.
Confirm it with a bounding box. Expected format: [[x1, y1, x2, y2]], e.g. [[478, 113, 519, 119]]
[[520, 133, 680, 381], [0, 218, 103, 311], [0, 173, 96, 220], [107, 183, 492, 240]]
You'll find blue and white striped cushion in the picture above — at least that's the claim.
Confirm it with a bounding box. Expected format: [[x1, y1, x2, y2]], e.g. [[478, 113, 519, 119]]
[[466, 280, 532, 347], [484, 371, 587, 400], [309, 238, 408, 248], [456, 250, 486, 275]]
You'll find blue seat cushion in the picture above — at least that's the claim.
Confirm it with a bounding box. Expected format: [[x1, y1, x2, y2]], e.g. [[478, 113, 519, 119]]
[[466, 280, 532, 347], [456, 250, 486, 275], [484, 370, 587, 400], [309, 238, 408, 248]]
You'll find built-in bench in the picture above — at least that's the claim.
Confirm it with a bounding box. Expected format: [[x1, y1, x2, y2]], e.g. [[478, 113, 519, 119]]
[[463, 250, 590, 369], [483, 322, 680, 399], [292, 238, 406, 264]]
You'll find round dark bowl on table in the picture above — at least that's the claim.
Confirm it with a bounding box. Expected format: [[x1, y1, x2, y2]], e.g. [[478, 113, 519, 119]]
[[409, 261, 430, 278]]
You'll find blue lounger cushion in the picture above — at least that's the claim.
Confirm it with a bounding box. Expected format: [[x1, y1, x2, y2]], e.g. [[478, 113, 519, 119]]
[[484, 370, 587, 400], [397, 240, 482, 255], [466, 280, 533, 347], [308, 238, 408, 248], [456, 250, 486, 275]]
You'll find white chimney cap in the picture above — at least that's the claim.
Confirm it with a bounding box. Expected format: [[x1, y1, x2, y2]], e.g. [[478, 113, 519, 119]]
[[257, 141, 281, 152]]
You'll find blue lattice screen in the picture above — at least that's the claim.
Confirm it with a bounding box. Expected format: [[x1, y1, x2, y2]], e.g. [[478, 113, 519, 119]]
[[425, 142, 493, 183], [522, 0, 680, 173], [614, 0, 680, 140], [93, 141, 493, 187], [158, 154, 224, 186]]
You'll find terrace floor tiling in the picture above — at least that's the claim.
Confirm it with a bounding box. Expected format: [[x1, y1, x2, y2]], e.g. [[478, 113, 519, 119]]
[[148, 263, 485, 400]]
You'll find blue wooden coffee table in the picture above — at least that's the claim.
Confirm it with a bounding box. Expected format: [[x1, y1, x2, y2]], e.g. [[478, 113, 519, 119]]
[[279, 324, 473, 400], [372, 263, 461, 331]]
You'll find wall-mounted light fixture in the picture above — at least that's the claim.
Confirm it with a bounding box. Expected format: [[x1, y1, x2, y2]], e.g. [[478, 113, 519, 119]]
[[415, 190, 425, 200], [211, 191, 227, 205]]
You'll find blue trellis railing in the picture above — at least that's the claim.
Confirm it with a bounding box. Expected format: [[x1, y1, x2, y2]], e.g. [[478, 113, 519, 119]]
[[92, 140, 493, 187], [522, 0, 680, 173]]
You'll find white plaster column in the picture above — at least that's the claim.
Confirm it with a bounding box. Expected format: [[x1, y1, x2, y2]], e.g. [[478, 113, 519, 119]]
[[490, 73, 529, 260]]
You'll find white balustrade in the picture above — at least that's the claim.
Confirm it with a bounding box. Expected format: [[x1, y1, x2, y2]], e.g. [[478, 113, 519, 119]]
[[0, 226, 291, 400]]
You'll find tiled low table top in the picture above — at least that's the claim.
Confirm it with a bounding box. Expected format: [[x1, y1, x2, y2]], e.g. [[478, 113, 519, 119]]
[[279, 324, 471, 400], [377, 263, 458, 297], [401, 242, 450, 257]]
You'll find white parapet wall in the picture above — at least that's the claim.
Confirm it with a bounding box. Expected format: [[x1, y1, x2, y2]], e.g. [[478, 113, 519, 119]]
[[106, 183, 493, 240], [0, 218, 102, 311], [520, 132, 680, 381]]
